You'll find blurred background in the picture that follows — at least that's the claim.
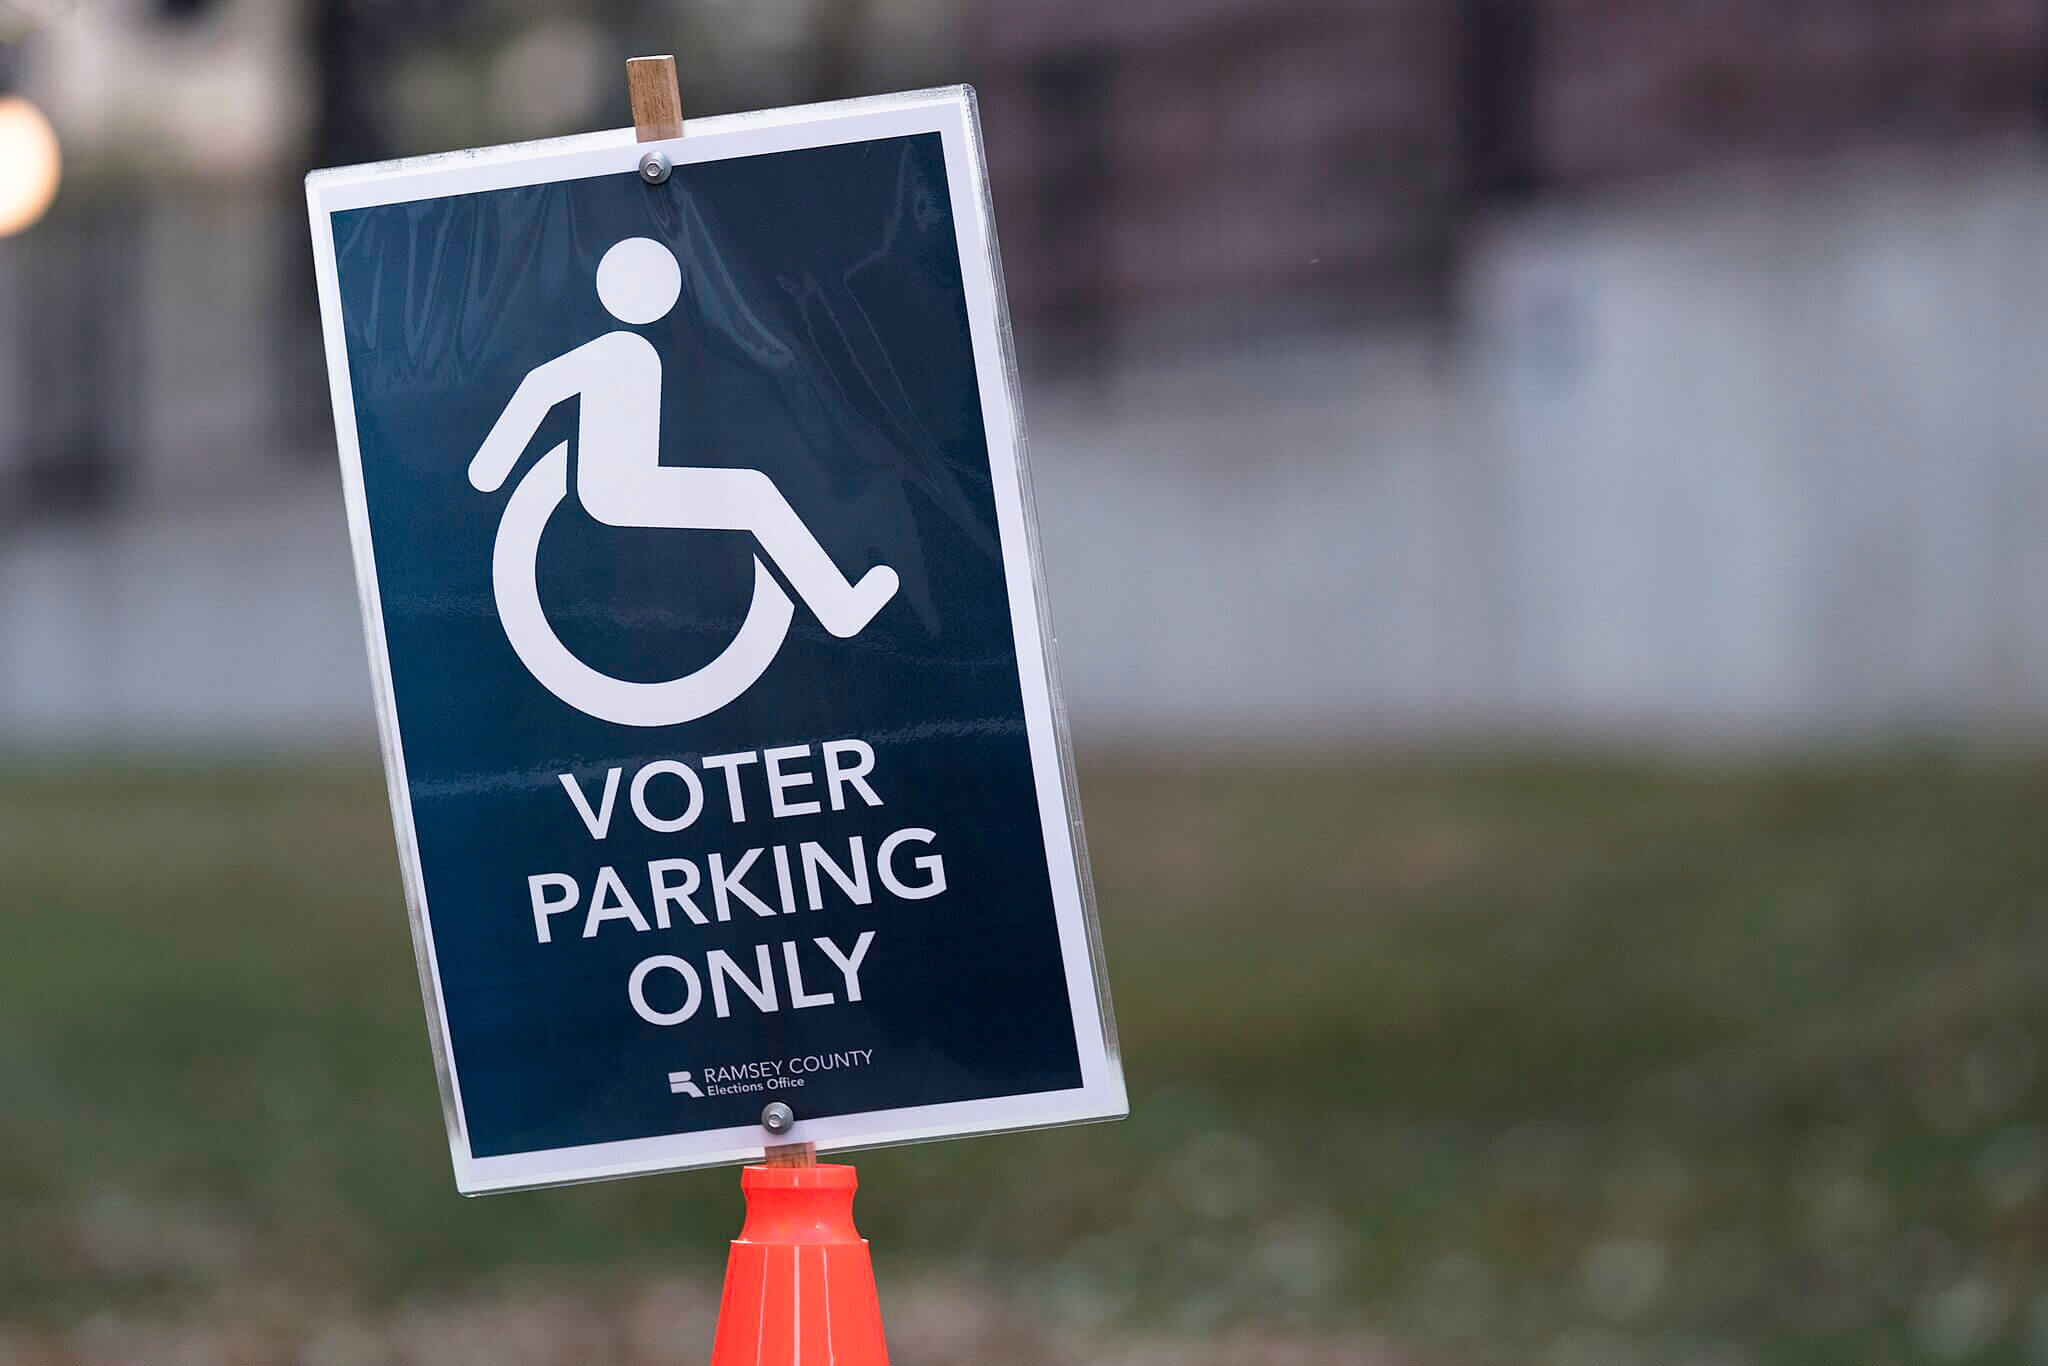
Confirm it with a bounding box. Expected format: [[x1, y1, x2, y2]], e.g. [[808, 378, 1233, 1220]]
[[5, 0, 2048, 1361]]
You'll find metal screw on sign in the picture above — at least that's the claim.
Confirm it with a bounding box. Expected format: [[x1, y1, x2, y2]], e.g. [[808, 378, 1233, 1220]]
[[761, 1101, 795, 1135], [639, 151, 671, 184]]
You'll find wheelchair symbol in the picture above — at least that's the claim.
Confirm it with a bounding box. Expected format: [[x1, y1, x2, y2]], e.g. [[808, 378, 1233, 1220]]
[[469, 238, 897, 728]]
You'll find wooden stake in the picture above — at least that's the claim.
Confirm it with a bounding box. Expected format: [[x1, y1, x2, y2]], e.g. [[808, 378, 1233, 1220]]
[[763, 1141, 818, 1168], [626, 55, 683, 142], [632, 48, 800, 1173]]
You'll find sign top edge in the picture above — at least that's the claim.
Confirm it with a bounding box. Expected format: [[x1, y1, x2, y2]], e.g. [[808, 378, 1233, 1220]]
[[304, 84, 976, 196]]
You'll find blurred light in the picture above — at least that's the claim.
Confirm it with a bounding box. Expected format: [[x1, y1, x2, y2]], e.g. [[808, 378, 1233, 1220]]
[[0, 94, 60, 236]]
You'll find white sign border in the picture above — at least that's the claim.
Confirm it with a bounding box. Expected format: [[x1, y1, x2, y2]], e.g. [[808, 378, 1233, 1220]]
[[306, 86, 1127, 1194]]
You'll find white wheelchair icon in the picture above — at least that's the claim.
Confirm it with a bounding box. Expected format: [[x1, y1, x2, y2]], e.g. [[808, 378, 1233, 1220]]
[[469, 238, 898, 728]]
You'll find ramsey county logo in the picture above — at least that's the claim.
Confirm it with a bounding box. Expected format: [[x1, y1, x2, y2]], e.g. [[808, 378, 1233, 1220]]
[[669, 1050, 875, 1100], [468, 236, 898, 728]]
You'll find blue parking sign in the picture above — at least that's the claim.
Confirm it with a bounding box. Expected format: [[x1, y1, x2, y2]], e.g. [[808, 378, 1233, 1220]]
[[307, 89, 1124, 1192]]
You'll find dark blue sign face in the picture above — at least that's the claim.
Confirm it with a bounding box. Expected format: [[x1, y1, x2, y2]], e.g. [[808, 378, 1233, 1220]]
[[314, 99, 1121, 1189]]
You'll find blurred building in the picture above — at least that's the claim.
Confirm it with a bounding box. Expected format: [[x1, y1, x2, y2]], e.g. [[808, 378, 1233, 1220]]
[[4, 1, 2048, 749], [969, 0, 2048, 340], [969, 0, 1464, 338], [1531, 0, 2046, 184]]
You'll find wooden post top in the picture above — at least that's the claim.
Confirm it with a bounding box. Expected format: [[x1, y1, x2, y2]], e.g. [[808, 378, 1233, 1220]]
[[627, 55, 683, 142]]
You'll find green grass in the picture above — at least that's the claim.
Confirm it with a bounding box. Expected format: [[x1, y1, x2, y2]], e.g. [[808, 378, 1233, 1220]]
[[4, 756, 2047, 1361]]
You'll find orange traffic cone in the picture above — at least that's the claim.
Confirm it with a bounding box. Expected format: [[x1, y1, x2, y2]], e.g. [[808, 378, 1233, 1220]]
[[709, 1163, 890, 1365]]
